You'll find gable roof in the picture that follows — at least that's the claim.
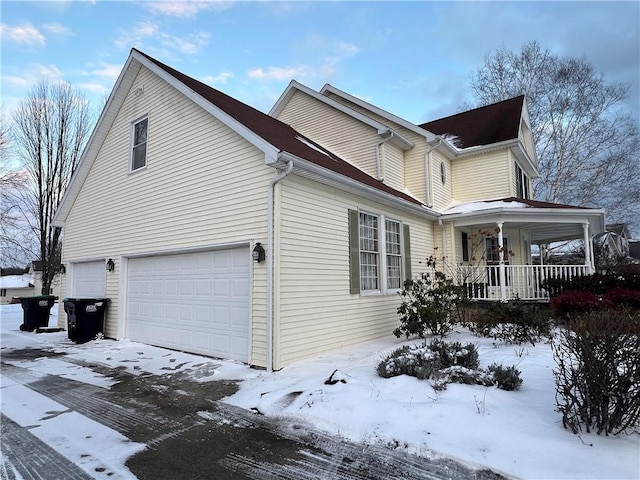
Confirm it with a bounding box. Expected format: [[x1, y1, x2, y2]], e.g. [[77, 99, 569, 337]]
[[54, 49, 431, 226], [134, 51, 426, 207], [270, 80, 414, 150], [420, 96, 525, 149]]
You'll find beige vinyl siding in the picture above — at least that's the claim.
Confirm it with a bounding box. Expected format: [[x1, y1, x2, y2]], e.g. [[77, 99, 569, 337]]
[[382, 143, 405, 192], [275, 176, 433, 369], [451, 151, 511, 202], [404, 143, 427, 205], [59, 66, 272, 366], [277, 90, 380, 178], [430, 151, 453, 210]]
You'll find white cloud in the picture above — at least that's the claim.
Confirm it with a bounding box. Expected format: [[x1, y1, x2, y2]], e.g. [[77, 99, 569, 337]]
[[2, 63, 64, 89], [114, 22, 209, 55], [89, 64, 123, 81], [248, 66, 307, 81], [200, 72, 234, 85], [75, 82, 109, 94], [41, 23, 74, 37], [144, 0, 233, 18], [0, 23, 46, 46]]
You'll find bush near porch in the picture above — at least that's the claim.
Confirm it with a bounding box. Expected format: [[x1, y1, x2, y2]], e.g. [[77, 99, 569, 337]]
[[390, 263, 640, 436]]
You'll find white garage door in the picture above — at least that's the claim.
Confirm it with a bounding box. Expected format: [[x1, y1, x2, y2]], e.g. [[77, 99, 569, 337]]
[[126, 248, 250, 362], [72, 261, 106, 298]]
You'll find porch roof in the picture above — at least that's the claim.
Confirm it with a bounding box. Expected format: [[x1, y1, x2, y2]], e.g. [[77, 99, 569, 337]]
[[440, 197, 606, 243]]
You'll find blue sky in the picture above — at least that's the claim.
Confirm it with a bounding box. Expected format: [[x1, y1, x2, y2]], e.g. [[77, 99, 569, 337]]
[[2, 1, 639, 126]]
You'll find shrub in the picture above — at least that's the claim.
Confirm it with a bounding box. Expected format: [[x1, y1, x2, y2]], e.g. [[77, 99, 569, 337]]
[[550, 290, 601, 319], [543, 270, 640, 298], [395, 256, 466, 338], [376, 340, 521, 391], [603, 288, 640, 310], [488, 364, 523, 391], [553, 308, 640, 435], [466, 299, 552, 345]]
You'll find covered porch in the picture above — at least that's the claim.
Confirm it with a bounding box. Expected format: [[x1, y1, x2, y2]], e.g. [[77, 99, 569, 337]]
[[439, 198, 606, 302]]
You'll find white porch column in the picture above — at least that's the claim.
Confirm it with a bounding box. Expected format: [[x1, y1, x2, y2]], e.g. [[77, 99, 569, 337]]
[[497, 222, 507, 300], [583, 222, 593, 274]]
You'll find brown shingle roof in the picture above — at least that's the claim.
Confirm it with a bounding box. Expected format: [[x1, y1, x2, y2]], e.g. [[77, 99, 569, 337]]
[[135, 49, 423, 206], [420, 96, 524, 149], [500, 197, 585, 209]]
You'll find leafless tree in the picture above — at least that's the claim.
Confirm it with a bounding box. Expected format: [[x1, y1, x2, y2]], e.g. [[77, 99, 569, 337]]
[[0, 107, 33, 267], [469, 41, 640, 235], [10, 80, 92, 294]]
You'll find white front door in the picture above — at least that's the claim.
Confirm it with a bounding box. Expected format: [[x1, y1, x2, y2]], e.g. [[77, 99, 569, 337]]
[[125, 248, 250, 362]]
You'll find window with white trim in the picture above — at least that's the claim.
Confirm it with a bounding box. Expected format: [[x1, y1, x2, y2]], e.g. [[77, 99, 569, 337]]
[[359, 212, 379, 290], [131, 117, 148, 171], [385, 219, 402, 289], [515, 163, 530, 199]]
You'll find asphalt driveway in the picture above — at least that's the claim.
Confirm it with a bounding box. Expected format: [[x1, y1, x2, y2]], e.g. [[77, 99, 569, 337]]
[[0, 344, 509, 480]]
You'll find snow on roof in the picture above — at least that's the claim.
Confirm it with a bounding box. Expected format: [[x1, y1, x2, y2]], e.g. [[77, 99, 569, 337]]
[[442, 199, 529, 214], [0, 274, 34, 289]]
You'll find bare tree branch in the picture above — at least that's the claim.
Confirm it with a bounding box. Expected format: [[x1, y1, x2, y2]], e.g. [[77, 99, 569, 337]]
[[469, 41, 640, 236], [9, 80, 92, 293]]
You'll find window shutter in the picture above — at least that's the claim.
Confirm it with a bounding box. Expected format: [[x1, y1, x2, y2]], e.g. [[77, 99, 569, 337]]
[[462, 231, 469, 262], [348, 209, 360, 294], [403, 224, 412, 281]]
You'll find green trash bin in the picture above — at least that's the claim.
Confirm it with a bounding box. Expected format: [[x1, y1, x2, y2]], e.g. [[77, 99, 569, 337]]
[[19, 295, 58, 332], [63, 298, 109, 344]]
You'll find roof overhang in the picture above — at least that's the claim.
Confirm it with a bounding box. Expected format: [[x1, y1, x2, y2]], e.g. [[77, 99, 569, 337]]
[[277, 152, 438, 220], [441, 203, 606, 244], [319, 83, 437, 142], [271, 81, 414, 150]]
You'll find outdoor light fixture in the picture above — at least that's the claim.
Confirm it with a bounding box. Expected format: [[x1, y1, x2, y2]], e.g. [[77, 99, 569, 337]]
[[106, 258, 115, 272], [252, 243, 265, 263], [60, 264, 66, 275]]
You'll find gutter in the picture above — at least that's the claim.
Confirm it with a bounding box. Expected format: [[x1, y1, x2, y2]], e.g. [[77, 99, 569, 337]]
[[266, 159, 293, 372]]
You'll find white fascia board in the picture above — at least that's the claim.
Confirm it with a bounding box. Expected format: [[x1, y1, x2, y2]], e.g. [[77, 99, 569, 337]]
[[275, 81, 414, 150], [53, 55, 142, 227], [277, 151, 438, 220], [320, 83, 437, 142], [135, 52, 280, 165], [442, 207, 606, 229]]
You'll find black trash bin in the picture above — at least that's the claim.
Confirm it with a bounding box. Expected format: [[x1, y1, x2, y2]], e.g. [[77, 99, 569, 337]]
[[19, 295, 58, 332], [63, 298, 110, 344]]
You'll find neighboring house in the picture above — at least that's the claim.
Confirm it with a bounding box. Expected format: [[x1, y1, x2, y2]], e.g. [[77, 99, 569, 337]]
[[52, 49, 605, 370], [0, 261, 60, 303], [0, 272, 35, 304]]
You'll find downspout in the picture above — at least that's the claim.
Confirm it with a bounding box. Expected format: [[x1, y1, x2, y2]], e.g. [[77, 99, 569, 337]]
[[438, 219, 447, 267], [376, 130, 394, 182], [267, 159, 293, 372], [424, 137, 442, 208]]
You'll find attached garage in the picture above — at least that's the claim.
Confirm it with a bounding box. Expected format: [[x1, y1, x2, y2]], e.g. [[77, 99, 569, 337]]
[[71, 260, 107, 298], [125, 247, 251, 362]]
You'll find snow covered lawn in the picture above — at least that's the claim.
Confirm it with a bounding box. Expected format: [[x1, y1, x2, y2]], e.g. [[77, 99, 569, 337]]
[[1, 303, 638, 479]]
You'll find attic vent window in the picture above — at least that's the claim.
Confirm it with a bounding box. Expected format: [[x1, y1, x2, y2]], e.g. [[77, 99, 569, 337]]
[[440, 161, 447, 185]]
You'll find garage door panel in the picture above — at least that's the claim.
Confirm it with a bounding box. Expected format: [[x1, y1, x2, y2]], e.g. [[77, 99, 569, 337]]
[[127, 248, 250, 362]]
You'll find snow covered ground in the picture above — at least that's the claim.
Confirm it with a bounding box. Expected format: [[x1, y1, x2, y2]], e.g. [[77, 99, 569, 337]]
[[1, 303, 638, 479]]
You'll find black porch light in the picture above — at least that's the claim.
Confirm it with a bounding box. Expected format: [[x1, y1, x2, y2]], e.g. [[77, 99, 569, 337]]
[[252, 243, 265, 263], [106, 258, 115, 272]]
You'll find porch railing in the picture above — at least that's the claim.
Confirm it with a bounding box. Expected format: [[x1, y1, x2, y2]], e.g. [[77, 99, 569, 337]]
[[451, 264, 590, 301]]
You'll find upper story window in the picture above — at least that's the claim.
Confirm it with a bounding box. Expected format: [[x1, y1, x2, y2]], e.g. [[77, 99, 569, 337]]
[[131, 117, 148, 171], [515, 163, 530, 199]]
